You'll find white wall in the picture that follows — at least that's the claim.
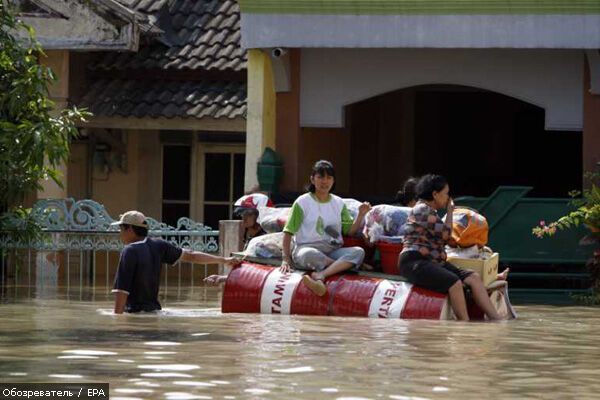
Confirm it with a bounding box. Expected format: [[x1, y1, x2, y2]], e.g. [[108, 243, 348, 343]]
[[300, 49, 584, 131], [243, 15, 600, 49]]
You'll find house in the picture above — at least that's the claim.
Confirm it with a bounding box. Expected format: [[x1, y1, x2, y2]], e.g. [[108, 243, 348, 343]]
[[19, 0, 247, 229], [239, 0, 600, 199]]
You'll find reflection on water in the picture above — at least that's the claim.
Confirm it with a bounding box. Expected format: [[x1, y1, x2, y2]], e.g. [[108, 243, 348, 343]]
[[2, 286, 600, 399]]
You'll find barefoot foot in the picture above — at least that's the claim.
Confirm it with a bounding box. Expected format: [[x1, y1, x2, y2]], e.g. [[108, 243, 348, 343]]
[[302, 274, 327, 296], [360, 263, 374, 271], [497, 267, 510, 281], [311, 271, 325, 281]]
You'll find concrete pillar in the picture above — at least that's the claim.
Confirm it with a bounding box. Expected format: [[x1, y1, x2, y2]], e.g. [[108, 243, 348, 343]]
[[38, 50, 70, 199], [218, 220, 243, 275], [245, 49, 276, 191]]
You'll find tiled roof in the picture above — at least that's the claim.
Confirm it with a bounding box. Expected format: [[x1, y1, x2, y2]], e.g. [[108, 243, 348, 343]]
[[79, 79, 246, 119], [92, 0, 246, 71]]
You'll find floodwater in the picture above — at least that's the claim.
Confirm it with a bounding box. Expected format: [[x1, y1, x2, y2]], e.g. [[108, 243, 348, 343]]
[[2, 286, 600, 400]]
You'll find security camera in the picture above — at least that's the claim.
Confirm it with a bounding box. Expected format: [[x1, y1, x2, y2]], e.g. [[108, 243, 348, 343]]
[[271, 48, 287, 58]]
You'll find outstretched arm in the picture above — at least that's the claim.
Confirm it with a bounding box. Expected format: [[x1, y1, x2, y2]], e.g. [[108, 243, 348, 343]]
[[180, 250, 240, 267]]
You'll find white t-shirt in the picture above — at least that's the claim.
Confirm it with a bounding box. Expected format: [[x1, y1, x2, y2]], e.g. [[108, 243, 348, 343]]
[[283, 193, 353, 246]]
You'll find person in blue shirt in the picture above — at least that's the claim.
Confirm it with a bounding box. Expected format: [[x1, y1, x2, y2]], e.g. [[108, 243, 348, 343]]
[[111, 211, 239, 314]]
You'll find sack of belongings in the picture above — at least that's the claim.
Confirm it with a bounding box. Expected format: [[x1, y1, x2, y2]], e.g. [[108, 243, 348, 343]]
[[257, 207, 290, 233], [446, 207, 489, 248], [363, 205, 411, 244], [244, 232, 285, 259]]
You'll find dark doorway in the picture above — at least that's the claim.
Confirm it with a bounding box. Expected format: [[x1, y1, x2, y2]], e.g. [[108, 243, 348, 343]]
[[346, 85, 582, 199]]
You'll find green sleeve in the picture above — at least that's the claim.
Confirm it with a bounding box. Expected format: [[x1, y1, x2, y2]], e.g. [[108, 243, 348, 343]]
[[283, 202, 304, 234], [341, 204, 354, 236]]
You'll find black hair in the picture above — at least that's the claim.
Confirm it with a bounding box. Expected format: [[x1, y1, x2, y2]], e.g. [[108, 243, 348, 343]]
[[307, 160, 336, 193], [122, 224, 148, 237], [233, 207, 259, 219], [241, 208, 259, 218], [394, 177, 418, 206], [416, 174, 448, 201]]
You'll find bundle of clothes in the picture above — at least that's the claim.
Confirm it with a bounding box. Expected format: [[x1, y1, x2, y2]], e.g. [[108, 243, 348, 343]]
[[245, 198, 494, 261], [444, 207, 493, 260], [362, 205, 411, 244], [245, 232, 285, 259]]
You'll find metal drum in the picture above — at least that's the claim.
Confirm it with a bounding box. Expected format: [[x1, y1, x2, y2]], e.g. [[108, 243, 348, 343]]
[[222, 262, 517, 320]]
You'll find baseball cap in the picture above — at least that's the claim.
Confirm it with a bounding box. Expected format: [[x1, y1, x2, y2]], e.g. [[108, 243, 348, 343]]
[[234, 193, 273, 208], [110, 210, 148, 228]]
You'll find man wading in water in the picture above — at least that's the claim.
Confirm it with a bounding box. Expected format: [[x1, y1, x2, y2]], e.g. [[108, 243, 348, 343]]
[[111, 211, 239, 314]]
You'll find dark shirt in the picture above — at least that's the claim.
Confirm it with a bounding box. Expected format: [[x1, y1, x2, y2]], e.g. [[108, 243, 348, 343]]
[[243, 225, 266, 249], [401, 202, 452, 263], [112, 237, 182, 312]]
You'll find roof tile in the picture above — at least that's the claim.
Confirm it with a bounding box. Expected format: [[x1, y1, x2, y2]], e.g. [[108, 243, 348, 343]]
[[79, 79, 246, 119], [92, 0, 246, 72]]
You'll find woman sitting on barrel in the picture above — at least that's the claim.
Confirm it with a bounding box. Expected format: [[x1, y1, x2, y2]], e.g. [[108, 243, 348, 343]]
[[280, 160, 371, 296], [399, 174, 506, 321]]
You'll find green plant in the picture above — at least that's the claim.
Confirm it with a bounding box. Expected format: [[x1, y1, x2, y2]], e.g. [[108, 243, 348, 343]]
[[533, 173, 600, 238]]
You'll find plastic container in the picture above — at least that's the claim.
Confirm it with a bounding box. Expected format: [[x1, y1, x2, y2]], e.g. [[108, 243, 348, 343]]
[[377, 241, 403, 275]]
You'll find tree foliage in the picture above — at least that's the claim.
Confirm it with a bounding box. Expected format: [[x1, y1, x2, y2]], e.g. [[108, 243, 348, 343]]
[[0, 2, 89, 234], [1, 2, 89, 206]]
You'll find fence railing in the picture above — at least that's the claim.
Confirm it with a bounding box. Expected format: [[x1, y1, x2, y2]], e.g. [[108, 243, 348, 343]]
[[0, 198, 220, 299]]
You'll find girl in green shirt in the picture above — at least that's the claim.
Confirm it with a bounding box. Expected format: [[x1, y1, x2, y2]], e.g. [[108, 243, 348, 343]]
[[280, 160, 371, 296]]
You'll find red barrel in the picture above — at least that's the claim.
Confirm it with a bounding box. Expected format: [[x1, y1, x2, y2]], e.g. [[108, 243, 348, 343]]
[[377, 241, 403, 275], [222, 262, 458, 319], [222, 263, 273, 313]]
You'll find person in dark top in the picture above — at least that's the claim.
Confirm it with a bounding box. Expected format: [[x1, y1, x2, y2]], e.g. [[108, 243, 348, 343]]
[[111, 211, 239, 314], [203, 207, 267, 286], [238, 207, 266, 249]]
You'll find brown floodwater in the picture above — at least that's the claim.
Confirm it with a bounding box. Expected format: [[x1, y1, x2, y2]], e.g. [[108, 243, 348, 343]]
[[1, 285, 600, 400]]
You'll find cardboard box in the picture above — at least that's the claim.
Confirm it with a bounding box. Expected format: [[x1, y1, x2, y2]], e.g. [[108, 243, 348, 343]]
[[447, 253, 499, 287]]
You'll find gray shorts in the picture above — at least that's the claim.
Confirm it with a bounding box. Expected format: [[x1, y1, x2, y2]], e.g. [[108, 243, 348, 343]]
[[292, 243, 365, 271]]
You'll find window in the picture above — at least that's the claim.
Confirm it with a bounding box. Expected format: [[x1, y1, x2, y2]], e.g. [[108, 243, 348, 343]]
[[200, 148, 245, 230], [162, 145, 191, 227]]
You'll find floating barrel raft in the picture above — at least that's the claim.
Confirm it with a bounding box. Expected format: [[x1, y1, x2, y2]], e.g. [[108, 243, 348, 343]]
[[222, 262, 517, 320]]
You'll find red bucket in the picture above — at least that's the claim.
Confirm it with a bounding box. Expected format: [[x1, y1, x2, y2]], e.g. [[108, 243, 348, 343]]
[[343, 236, 375, 263], [377, 241, 403, 275]]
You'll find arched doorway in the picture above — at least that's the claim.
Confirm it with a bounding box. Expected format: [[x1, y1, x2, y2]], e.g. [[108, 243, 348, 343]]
[[345, 85, 582, 199]]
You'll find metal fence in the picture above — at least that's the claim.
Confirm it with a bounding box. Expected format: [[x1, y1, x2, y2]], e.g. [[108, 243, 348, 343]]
[[0, 198, 220, 298]]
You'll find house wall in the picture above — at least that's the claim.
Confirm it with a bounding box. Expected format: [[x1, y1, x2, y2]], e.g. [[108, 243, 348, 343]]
[[38, 50, 70, 200], [91, 130, 141, 217], [300, 48, 584, 131], [75, 130, 162, 220]]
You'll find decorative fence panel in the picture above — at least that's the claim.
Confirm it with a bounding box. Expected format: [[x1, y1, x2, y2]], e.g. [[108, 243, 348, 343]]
[[0, 199, 220, 299]]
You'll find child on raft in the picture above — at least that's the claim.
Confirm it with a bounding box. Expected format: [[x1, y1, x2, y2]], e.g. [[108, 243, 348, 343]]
[[399, 174, 508, 321], [280, 160, 371, 296]]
